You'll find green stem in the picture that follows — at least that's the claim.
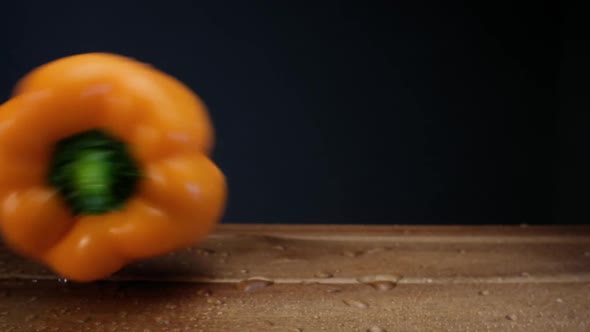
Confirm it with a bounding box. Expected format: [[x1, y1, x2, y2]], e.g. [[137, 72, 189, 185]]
[[48, 130, 141, 215]]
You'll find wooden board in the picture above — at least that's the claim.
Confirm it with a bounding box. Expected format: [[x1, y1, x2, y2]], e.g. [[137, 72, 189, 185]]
[[1, 224, 589, 331]]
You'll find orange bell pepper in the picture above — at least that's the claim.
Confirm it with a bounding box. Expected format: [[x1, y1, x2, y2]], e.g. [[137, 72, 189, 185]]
[[0, 53, 227, 282]]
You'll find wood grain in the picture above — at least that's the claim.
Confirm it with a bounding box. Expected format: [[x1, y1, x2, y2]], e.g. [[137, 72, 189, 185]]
[[0, 224, 589, 331]]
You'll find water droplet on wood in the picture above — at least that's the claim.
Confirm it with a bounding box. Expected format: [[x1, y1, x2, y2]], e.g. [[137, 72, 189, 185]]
[[373, 281, 396, 291], [357, 275, 401, 291], [343, 299, 369, 309], [272, 257, 309, 264], [479, 290, 490, 296], [238, 278, 274, 292], [326, 287, 342, 293], [506, 314, 517, 321]]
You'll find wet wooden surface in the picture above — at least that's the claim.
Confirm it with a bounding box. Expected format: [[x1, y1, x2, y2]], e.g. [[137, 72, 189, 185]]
[[1, 224, 590, 331]]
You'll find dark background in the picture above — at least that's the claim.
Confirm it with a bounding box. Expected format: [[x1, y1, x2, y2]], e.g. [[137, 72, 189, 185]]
[[0, 1, 586, 225]]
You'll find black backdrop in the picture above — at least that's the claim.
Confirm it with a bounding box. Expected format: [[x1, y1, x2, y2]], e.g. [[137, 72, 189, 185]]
[[0, 1, 586, 225]]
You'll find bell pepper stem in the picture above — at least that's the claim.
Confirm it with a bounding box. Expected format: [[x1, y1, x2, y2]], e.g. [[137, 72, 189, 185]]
[[48, 130, 140, 215]]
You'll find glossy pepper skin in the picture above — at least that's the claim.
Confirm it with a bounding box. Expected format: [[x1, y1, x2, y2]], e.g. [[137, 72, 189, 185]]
[[0, 53, 227, 282]]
